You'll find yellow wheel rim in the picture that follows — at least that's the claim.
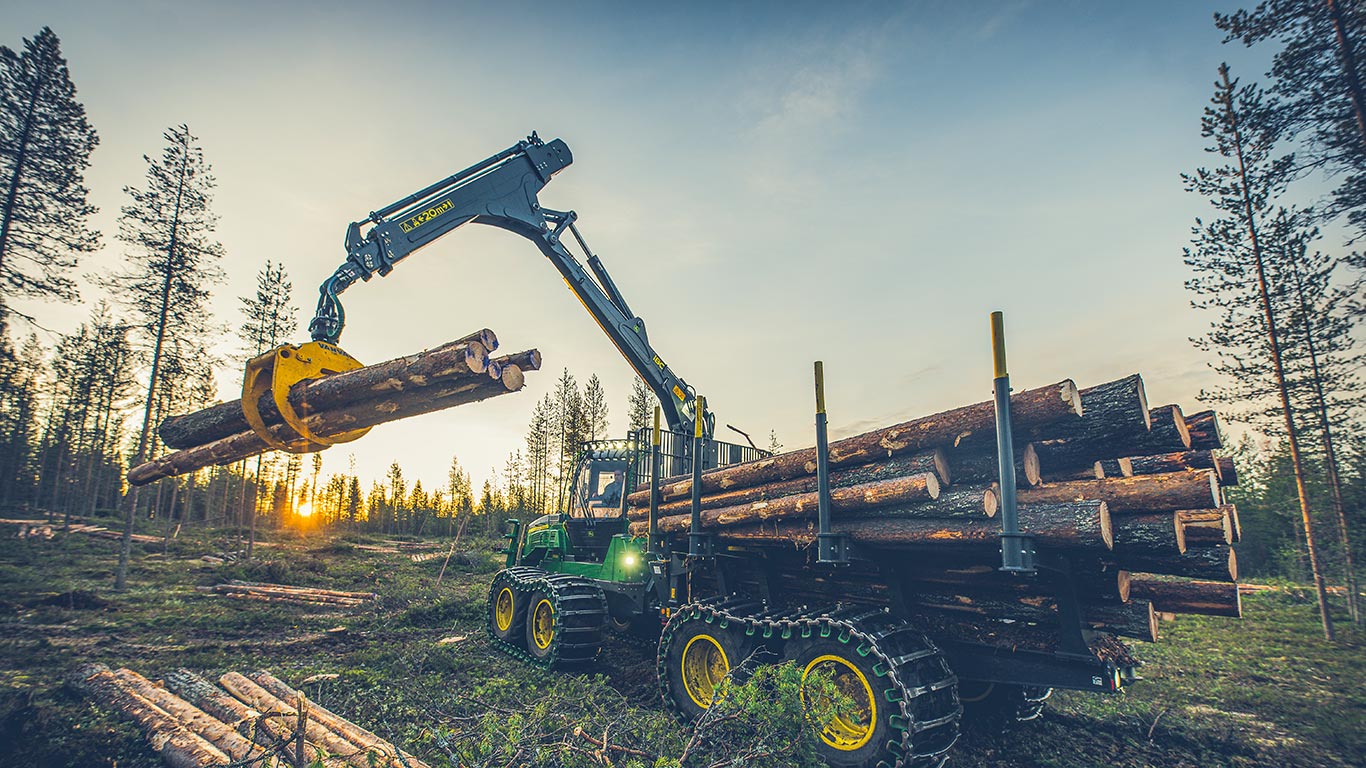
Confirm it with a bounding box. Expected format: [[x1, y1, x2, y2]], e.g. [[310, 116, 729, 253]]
[[494, 587, 515, 633], [681, 634, 729, 709], [531, 598, 555, 650], [959, 681, 995, 704], [802, 654, 877, 752]]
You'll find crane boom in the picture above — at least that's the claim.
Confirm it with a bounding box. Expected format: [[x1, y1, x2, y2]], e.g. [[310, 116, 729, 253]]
[[306, 133, 713, 438]]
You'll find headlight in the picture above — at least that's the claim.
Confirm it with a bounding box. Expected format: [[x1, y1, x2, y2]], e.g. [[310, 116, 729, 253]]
[[623, 553, 638, 568]]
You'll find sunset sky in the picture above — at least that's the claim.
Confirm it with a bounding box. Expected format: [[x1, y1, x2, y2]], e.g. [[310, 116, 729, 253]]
[[0, 2, 1302, 493]]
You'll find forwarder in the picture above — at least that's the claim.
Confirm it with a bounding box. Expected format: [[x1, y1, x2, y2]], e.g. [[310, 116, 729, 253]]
[[258, 134, 1141, 768]]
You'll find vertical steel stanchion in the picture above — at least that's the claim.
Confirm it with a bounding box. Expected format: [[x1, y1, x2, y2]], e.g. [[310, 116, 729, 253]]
[[649, 406, 662, 556], [814, 362, 847, 564], [687, 396, 709, 558], [992, 311, 1035, 573]]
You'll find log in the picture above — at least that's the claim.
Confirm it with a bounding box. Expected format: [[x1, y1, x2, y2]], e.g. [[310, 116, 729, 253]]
[[1017, 470, 1220, 513], [1216, 456, 1238, 486], [947, 443, 1041, 487], [1146, 405, 1193, 453], [249, 671, 429, 768], [210, 586, 365, 605], [1227, 503, 1242, 542], [627, 450, 950, 520], [626, 379, 1082, 506], [635, 472, 942, 535], [1177, 506, 1235, 546], [1129, 574, 1242, 618], [111, 669, 265, 763], [163, 668, 269, 737], [1085, 600, 1159, 642], [1185, 410, 1225, 450], [225, 581, 378, 600], [71, 664, 232, 768], [1043, 461, 1103, 482], [1130, 450, 1218, 477], [218, 672, 364, 767], [1023, 375, 1149, 467], [1112, 512, 1185, 556], [1099, 458, 1133, 478], [1116, 545, 1237, 582], [711, 500, 1111, 550], [158, 332, 494, 449], [855, 485, 998, 519], [129, 360, 531, 485]]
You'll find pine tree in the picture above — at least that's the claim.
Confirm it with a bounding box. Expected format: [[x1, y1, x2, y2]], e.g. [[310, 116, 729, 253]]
[[0, 27, 99, 326], [1217, 1, 1366, 232], [767, 429, 784, 455], [627, 378, 652, 436], [235, 260, 296, 558], [583, 373, 609, 441], [113, 124, 224, 590], [1183, 63, 1336, 639]]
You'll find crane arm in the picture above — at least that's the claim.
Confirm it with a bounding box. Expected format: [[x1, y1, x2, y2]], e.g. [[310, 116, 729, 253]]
[[306, 133, 712, 438]]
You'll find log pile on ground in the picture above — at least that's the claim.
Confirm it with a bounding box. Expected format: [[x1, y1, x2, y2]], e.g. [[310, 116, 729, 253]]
[[71, 664, 429, 767], [195, 581, 377, 607], [127, 329, 539, 486], [626, 373, 1240, 659]]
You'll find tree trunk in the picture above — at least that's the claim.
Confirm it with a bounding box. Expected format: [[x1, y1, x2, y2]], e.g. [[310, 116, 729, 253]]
[[1128, 575, 1241, 618], [129, 358, 532, 485], [711, 500, 1111, 550], [640, 472, 941, 534], [635, 380, 1081, 504], [1085, 600, 1159, 642], [1183, 410, 1225, 450], [1130, 450, 1218, 477], [1018, 470, 1219, 513], [1116, 544, 1237, 582], [948, 443, 1041, 487], [627, 449, 949, 520], [1112, 512, 1185, 556], [1220, 64, 1333, 640], [71, 664, 231, 768], [158, 333, 494, 449], [110, 669, 265, 763], [1178, 506, 1235, 546], [1327, 0, 1366, 152]]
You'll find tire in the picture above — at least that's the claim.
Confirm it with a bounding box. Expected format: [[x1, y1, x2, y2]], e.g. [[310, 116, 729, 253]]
[[959, 682, 1053, 733], [783, 617, 959, 768], [487, 572, 526, 647], [659, 613, 754, 722], [525, 585, 558, 661], [522, 576, 607, 667]]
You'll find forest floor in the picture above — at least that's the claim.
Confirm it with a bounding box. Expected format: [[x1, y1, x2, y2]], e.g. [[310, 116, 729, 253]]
[[0, 516, 1362, 768]]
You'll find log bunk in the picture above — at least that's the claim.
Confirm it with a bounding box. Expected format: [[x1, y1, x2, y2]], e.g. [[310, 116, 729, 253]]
[[625, 374, 1241, 668], [127, 329, 539, 486], [72, 665, 429, 768]]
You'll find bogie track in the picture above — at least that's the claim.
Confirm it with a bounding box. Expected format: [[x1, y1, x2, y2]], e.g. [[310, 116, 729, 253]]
[[485, 567, 608, 668], [658, 598, 962, 768]]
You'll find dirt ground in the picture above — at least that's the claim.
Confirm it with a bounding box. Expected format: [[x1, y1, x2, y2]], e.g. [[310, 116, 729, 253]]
[[0, 519, 1362, 767]]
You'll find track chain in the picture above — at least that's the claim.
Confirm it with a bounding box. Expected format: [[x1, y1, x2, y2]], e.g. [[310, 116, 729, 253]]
[[657, 597, 962, 768], [485, 567, 608, 669]]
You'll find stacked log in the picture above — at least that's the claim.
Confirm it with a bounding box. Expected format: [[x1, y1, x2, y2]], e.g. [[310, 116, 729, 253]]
[[196, 581, 377, 607], [72, 664, 429, 768], [628, 372, 1242, 659], [128, 330, 539, 486]]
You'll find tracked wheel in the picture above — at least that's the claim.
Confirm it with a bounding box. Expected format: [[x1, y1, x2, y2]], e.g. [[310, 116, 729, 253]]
[[958, 683, 1053, 732], [657, 602, 757, 722], [487, 570, 528, 647], [783, 612, 960, 768], [521, 575, 608, 668]]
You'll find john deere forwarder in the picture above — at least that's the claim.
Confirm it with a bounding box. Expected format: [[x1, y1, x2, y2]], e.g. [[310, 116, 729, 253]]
[[289, 134, 1140, 768]]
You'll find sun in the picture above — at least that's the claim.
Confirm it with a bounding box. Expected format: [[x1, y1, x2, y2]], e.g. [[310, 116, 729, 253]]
[[296, 501, 313, 518]]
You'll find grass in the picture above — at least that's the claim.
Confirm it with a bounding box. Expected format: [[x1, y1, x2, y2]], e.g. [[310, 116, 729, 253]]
[[0, 519, 1362, 767]]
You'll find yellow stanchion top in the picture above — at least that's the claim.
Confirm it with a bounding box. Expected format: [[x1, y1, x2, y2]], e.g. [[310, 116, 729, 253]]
[[814, 361, 826, 415], [990, 311, 1008, 379]]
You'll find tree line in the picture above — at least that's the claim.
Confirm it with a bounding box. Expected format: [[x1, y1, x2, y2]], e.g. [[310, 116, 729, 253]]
[[0, 27, 655, 576], [1186, 0, 1366, 639]]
